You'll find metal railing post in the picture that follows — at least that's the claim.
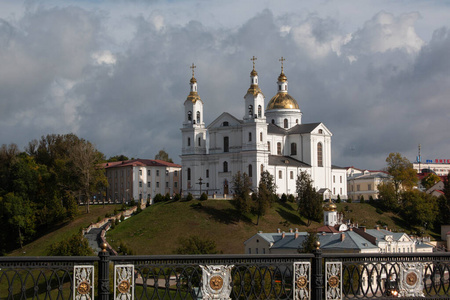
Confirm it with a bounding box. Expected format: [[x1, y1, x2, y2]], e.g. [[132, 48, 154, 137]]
[[312, 241, 323, 300], [98, 243, 110, 300]]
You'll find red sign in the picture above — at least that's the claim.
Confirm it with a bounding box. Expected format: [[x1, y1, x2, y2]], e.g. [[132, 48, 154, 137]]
[[435, 159, 450, 164]]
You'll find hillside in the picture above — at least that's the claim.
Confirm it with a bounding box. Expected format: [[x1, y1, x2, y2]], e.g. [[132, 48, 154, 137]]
[[105, 199, 424, 255]]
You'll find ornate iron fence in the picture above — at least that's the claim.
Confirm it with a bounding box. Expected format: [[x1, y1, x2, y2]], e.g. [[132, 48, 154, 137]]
[[1, 247, 449, 299]]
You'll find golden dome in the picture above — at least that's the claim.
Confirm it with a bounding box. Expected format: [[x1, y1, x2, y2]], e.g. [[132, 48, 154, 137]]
[[246, 84, 263, 97], [250, 69, 258, 77], [323, 201, 337, 212], [266, 93, 299, 110], [186, 91, 201, 103], [190, 77, 197, 84], [278, 72, 287, 82]]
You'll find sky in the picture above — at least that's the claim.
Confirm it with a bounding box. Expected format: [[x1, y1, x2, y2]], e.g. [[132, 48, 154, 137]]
[[1, 0, 450, 170]]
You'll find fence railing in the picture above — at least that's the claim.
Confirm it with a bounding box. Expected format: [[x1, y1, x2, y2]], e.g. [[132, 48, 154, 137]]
[[1, 246, 449, 299]]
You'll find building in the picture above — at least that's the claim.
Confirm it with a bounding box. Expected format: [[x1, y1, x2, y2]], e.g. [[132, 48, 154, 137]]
[[346, 167, 392, 201], [102, 159, 181, 203], [180, 59, 347, 198], [413, 160, 450, 176]]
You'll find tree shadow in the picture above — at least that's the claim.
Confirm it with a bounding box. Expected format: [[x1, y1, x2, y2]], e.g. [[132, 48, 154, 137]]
[[277, 201, 295, 211], [276, 208, 305, 226], [199, 206, 252, 225]]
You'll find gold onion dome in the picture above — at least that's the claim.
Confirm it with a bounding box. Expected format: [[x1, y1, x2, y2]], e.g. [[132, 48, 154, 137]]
[[186, 90, 201, 103], [190, 76, 197, 84], [278, 71, 287, 82], [266, 93, 299, 110], [323, 201, 337, 212]]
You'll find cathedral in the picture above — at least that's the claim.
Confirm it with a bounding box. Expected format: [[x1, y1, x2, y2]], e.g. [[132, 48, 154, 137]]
[[180, 57, 347, 199]]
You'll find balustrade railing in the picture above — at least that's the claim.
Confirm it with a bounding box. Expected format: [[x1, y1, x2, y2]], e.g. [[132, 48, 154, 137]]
[[1, 247, 449, 299]]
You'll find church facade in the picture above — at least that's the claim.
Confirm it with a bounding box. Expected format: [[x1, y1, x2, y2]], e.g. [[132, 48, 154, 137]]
[[180, 59, 347, 198]]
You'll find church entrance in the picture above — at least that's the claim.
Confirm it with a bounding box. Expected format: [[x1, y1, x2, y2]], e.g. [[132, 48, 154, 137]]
[[223, 180, 229, 196]]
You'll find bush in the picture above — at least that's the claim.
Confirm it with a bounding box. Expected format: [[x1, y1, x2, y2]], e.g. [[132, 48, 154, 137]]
[[336, 195, 341, 203], [153, 193, 164, 203], [360, 196, 365, 203], [347, 198, 352, 203], [47, 234, 94, 256], [369, 196, 374, 204], [288, 194, 295, 203], [115, 218, 119, 226], [173, 194, 181, 201], [97, 216, 102, 223], [280, 193, 288, 203], [376, 208, 383, 214], [121, 203, 127, 211], [120, 214, 125, 222], [113, 208, 118, 216], [136, 206, 142, 214], [165, 193, 171, 202], [199, 193, 208, 201], [130, 199, 136, 206], [110, 222, 116, 229], [185, 193, 194, 201]]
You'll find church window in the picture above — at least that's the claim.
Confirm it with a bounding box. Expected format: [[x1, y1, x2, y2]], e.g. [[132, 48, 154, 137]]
[[139, 181, 142, 187], [317, 142, 323, 167], [224, 137, 229, 152], [368, 184, 372, 190], [340, 176, 342, 183], [248, 164, 252, 177], [284, 119, 288, 128], [279, 170, 282, 179], [174, 171, 178, 177], [296, 119, 299, 124], [248, 132, 252, 142], [223, 121, 229, 126], [290, 171, 294, 179], [188, 111, 192, 121], [267, 141, 270, 152], [248, 105, 253, 117], [258, 105, 262, 118], [196, 111, 200, 124], [156, 182, 159, 188], [333, 175, 335, 183], [340, 188, 342, 194], [206, 169, 209, 178], [333, 188, 335, 194], [277, 142, 282, 155], [260, 132, 263, 142], [271, 119, 275, 124], [223, 161, 228, 172], [139, 169, 142, 175], [290, 143, 297, 155], [187, 138, 191, 147], [147, 181, 151, 187], [187, 168, 191, 180], [319, 129, 323, 134], [279, 85, 282, 90], [198, 137, 201, 146]]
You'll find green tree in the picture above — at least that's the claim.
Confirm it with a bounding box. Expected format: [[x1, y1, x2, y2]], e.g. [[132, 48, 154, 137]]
[[175, 235, 219, 254], [107, 155, 129, 162], [232, 171, 252, 214], [401, 190, 437, 229], [421, 173, 441, 190], [298, 230, 319, 253], [255, 181, 270, 225], [436, 173, 450, 227], [259, 170, 277, 202], [296, 172, 323, 226], [47, 233, 94, 256], [378, 182, 398, 211], [154, 150, 173, 163], [385, 152, 418, 201]]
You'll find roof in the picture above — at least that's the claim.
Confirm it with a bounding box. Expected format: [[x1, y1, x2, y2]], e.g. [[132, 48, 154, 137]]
[[268, 155, 310, 168], [332, 165, 347, 170], [267, 122, 322, 135], [316, 225, 340, 234], [101, 159, 181, 169], [365, 229, 406, 242]]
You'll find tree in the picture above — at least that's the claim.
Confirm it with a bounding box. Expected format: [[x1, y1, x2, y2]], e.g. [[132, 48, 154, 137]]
[[175, 235, 219, 254], [385, 153, 418, 201], [254, 181, 270, 225], [421, 173, 441, 190], [232, 171, 252, 214], [401, 190, 437, 229], [154, 150, 173, 163], [47, 233, 94, 256], [296, 171, 323, 226], [298, 230, 319, 253], [378, 182, 398, 211], [259, 170, 277, 202], [436, 173, 450, 227], [107, 155, 129, 162]]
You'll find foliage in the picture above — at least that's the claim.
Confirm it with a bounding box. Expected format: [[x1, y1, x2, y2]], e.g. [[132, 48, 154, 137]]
[[173, 193, 181, 201], [254, 180, 271, 225], [154, 193, 164, 203], [165, 193, 171, 201], [199, 193, 208, 201], [259, 170, 277, 203], [386, 152, 418, 200], [175, 235, 219, 254], [378, 182, 398, 212], [336, 194, 341, 203], [107, 155, 129, 162], [360, 195, 365, 203], [280, 193, 288, 203], [298, 230, 319, 253], [47, 233, 94, 256], [288, 194, 295, 203], [421, 173, 441, 190], [401, 190, 437, 229], [436, 173, 450, 227], [232, 171, 252, 214], [118, 241, 134, 255], [296, 171, 323, 226], [154, 150, 173, 163], [185, 193, 194, 201]]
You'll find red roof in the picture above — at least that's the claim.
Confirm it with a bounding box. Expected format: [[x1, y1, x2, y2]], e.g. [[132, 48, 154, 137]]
[[315, 225, 340, 233], [101, 159, 181, 169]]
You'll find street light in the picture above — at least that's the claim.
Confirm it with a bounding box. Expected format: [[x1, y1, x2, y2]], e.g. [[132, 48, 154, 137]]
[[196, 177, 204, 197]]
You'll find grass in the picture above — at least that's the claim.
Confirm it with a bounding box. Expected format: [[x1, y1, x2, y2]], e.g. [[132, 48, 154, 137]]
[[8, 204, 122, 256]]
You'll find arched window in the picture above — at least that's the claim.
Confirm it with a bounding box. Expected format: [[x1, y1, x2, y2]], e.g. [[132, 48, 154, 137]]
[[196, 111, 200, 124], [188, 111, 192, 121], [258, 105, 262, 118], [267, 141, 270, 152], [317, 142, 323, 167], [248, 164, 252, 177], [291, 143, 297, 155], [277, 142, 282, 155], [248, 105, 253, 117], [248, 132, 252, 142], [198, 137, 201, 146], [284, 118, 288, 128], [187, 168, 191, 180], [319, 129, 323, 134], [260, 132, 263, 142], [223, 161, 228, 172], [187, 138, 191, 146], [271, 119, 275, 124], [296, 119, 299, 124], [224, 136, 229, 152]]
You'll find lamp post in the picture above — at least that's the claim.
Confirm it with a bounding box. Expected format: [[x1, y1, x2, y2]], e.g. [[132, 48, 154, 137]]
[[196, 177, 204, 197]]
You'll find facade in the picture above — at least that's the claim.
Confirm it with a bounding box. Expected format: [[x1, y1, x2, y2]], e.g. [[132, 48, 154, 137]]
[[347, 167, 391, 201], [102, 159, 181, 203], [413, 161, 450, 176], [180, 59, 347, 198]]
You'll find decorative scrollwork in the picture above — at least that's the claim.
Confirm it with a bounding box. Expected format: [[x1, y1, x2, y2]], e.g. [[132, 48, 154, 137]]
[[200, 265, 233, 299], [114, 264, 134, 300], [74, 265, 94, 300], [210, 275, 224, 291], [294, 262, 310, 300], [326, 262, 341, 300]]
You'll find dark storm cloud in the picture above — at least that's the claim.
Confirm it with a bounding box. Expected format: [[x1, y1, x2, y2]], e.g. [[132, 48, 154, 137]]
[[1, 3, 449, 169]]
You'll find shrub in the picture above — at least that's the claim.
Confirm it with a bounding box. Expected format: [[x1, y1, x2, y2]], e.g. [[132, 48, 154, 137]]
[[280, 193, 288, 203], [121, 203, 127, 211], [347, 198, 352, 203], [376, 208, 383, 214], [288, 194, 295, 203], [369, 196, 374, 204], [185, 193, 194, 201], [173, 194, 181, 201], [97, 216, 102, 223], [336, 195, 341, 203], [153, 193, 164, 203], [115, 218, 119, 226], [360, 196, 365, 203], [130, 199, 136, 206], [199, 193, 208, 201], [165, 193, 171, 202], [136, 206, 142, 214], [120, 214, 125, 222], [113, 208, 118, 216]]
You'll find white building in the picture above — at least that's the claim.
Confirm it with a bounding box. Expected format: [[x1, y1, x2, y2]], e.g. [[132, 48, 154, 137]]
[[413, 161, 450, 176], [180, 59, 347, 198]]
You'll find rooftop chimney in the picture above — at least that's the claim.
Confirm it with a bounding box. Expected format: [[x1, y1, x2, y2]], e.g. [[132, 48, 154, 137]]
[[277, 228, 281, 233], [295, 232, 299, 239], [360, 226, 366, 232], [376, 225, 380, 230], [295, 228, 298, 233], [341, 233, 345, 241], [289, 228, 293, 233], [282, 232, 285, 239]]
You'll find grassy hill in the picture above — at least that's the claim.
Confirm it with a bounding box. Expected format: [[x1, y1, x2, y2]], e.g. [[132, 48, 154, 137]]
[[105, 199, 432, 255]]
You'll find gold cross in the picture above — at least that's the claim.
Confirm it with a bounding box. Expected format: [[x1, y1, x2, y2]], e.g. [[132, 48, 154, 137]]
[[279, 56, 286, 72], [250, 56, 257, 70], [190, 63, 196, 77]]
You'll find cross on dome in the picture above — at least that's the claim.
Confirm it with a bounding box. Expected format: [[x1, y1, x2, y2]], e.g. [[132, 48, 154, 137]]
[[279, 56, 286, 73], [190, 63, 196, 78], [250, 56, 257, 70]]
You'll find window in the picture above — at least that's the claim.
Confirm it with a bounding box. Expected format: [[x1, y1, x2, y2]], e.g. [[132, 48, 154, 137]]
[[290, 143, 297, 155], [290, 171, 294, 179], [284, 118, 288, 128], [196, 111, 200, 124], [267, 141, 270, 152], [187, 168, 191, 180], [256, 248, 259, 254], [156, 182, 159, 188], [296, 119, 299, 124], [368, 184, 372, 190], [223, 161, 228, 172], [187, 111, 192, 121], [258, 105, 262, 118], [139, 181, 142, 187], [319, 129, 323, 134], [206, 169, 209, 178], [317, 142, 323, 167], [357, 184, 360, 191], [165, 170, 169, 176], [248, 132, 252, 142], [340, 188, 342, 194], [156, 170, 160, 176], [279, 170, 282, 179], [340, 176, 342, 183], [248, 164, 252, 177], [187, 138, 191, 146], [147, 181, 151, 187], [224, 136, 229, 152], [260, 132, 263, 142], [271, 119, 275, 124], [277, 142, 282, 155], [166, 182, 169, 188], [174, 182, 178, 188], [261, 164, 264, 174], [174, 171, 178, 177], [198, 137, 201, 146], [139, 169, 142, 175], [147, 170, 151, 176], [333, 188, 336, 194], [333, 175, 335, 183], [223, 121, 229, 126], [248, 248, 251, 254], [248, 105, 253, 117]]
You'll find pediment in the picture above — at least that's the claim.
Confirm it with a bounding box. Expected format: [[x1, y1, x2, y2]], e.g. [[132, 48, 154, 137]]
[[207, 112, 242, 130]]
